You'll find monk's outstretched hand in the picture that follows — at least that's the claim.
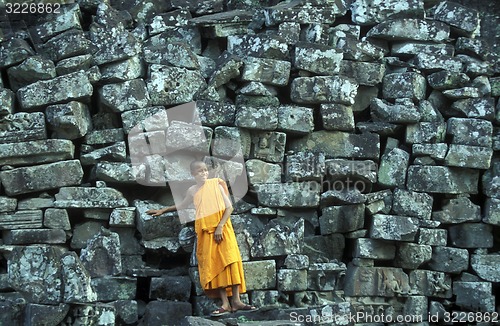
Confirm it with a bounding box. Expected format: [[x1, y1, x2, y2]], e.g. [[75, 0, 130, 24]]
[[214, 226, 224, 243], [146, 209, 164, 216]]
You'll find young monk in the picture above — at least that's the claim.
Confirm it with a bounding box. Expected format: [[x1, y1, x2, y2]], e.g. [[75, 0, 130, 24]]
[[146, 160, 256, 316]]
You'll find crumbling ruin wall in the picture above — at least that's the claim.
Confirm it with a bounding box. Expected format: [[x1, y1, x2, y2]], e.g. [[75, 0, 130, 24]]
[[0, 0, 499, 325]]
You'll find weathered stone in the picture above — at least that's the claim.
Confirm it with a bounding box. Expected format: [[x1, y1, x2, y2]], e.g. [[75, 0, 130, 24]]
[[243, 260, 276, 290], [412, 143, 448, 160], [133, 200, 183, 241], [0, 210, 42, 231], [320, 187, 366, 206], [407, 165, 479, 194], [8, 245, 62, 304], [432, 196, 481, 225], [427, 70, 470, 90], [56, 54, 93, 76], [264, 1, 347, 26], [409, 53, 463, 73], [409, 270, 452, 298], [251, 219, 303, 257], [145, 22, 202, 53], [482, 160, 500, 198], [241, 56, 291, 86], [344, 266, 410, 296], [406, 122, 446, 144], [471, 254, 500, 282], [144, 42, 199, 69], [457, 54, 495, 76], [32, 3, 81, 42], [417, 228, 447, 247], [370, 214, 418, 241], [140, 301, 191, 326], [444, 144, 492, 169], [150, 276, 191, 301], [371, 98, 420, 123], [80, 142, 127, 165], [17, 71, 93, 110], [453, 282, 495, 312], [395, 243, 432, 269], [45, 102, 92, 139], [41, 29, 91, 62], [112, 300, 138, 325], [249, 131, 286, 163], [447, 117, 493, 147], [0, 139, 74, 166], [448, 223, 493, 248], [212, 126, 251, 159], [0, 160, 83, 196], [304, 233, 345, 262], [121, 106, 167, 135], [7, 56, 56, 92], [378, 148, 409, 187], [302, 23, 330, 45], [285, 152, 325, 182], [245, 159, 281, 185], [80, 229, 122, 277], [195, 101, 235, 127], [100, 55, 144, 83], [148, 9, 192, 35], [442, 86, 481, 100], [91, 277, 137, 301], [320, 204, 364, 234], [67, 303, 115, 325], [428, 246, 469, 274], [340, 60, 385, 86], [54, 186, 128, 209], [277, 269, 307, 291], [450, 97, 496, 120], [43, 208, 71, 230], [392, 41, 454, 57], [0, 196, 17, 213], [24, 303, 71, 326], [367, 18, 450, 42], [351, 0, 424, 25], [227, 34, 289, 60], [0, 38, 36, 68], [254, 182, 319, 208], [88, 21, 140, 65], [3, 229, 66, 245], [353, 238, 396, 260], [94, 162, 141, 184], [294, 42, 342, 75], [0, 112, 47, 144], [334, 34, 387, 61], [147, 65, 206, 106], [290, 75, 358, 105], [434, 1, 480, 35], [284, 254, 310, 270], [235, 106, 278, 130], [320, 103, 355, 131], [484, 198, 500, 226], [277, 105, 314, 135], [391, 188, 433, 220], [289, 131, 379, 160], [84, 129, 125, 145], [383, 72, 426, 101], [99, 79, 151, 113], [60, 252, 97, 303], [0, 88, 14, 116]]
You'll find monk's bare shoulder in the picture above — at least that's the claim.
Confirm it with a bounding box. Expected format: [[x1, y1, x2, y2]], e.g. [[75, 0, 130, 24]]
[[186, 185, 198, 197]]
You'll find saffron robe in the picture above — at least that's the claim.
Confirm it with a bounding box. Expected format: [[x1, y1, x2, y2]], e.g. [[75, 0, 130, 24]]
[[193, 178, 246, 298]]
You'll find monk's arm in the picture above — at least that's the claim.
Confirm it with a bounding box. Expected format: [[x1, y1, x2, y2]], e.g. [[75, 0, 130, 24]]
[[146, 190, 193, 216], [214, 185, 234, 242]]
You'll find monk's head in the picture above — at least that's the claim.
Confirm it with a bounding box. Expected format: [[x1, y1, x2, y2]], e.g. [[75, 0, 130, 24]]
[[190, 160, 208, 184]]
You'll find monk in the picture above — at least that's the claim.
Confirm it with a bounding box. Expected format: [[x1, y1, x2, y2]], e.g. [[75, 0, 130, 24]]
[[146, 160, 257, 316]]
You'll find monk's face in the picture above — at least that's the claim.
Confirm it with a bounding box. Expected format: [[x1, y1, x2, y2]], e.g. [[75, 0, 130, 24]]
[[191, 162, 208, 184]]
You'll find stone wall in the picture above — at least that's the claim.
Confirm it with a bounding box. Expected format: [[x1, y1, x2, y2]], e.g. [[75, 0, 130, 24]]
[[0, 0, 499, 325]]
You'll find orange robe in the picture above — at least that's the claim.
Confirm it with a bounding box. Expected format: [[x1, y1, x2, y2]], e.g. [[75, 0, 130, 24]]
[[193, 178, 246, 298]]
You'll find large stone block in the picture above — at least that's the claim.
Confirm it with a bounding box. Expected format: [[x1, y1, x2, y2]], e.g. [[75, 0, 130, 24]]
[[80, 229, 122, 277], [0, 160, 83, 196], [288, 131, 379, 160], [91, 277, 137, 301], [432, 196, 481, 224], [285, 151, 325, 182], [212, 126, 251, 159], [17, 71, 93, 110], [227, 34, 289, 60], [371, 98, 420, 123], [303, 234, 345, 262], [451, 97, 496, 119], [264, 1, 347, 26], [453, 282, 495, 312], [407, 165, 479, 194], [471, 254, 500, 282], [54, 186, 128, 208], [95, 162, 141, 184], [143, 42, 199, 69], [320, 204, 365, 234], [294, 42, 342, 75], [146, 65, 206, 106], [351, 0, 424, 25], [61, 252, 97, 303], [367, 18, 450, 42], [245, 159, 281, 185], [340, 60, 385, 86], [7, 56, 56, 92], [448, 223, 493, 248], [353, 238, 396, 260], [483, 198, 500, 226], [447, 117, 493, 147], [235, 106, 278, 130], [428, 246, 469, 274], [320, 103, 355, 131], [133, 200, 183, 241], [0, 112, 47, 144], [140, 301, 191, 326], [417, 228, 447, 246], [99, 79, 151, 112], [370, 214, 418, 241], [250, 131, 286, 163], [150, 276, 191, 301], [89, 21, 141, 65], [406, 122, 446, 144], [251, 219, 303, 257], [3, 229, 66, 245], [290, 75, 358, 105], [391, 188, 433, 220], [0, 139, 74, 166], [378, 148, 409, 187], [46, 102, 93, 139], [0, 38, 35, 69], [80, 142, 127, 165], [409, 270, 452, 298], [242, 56, 291, 86], [382, 72, 426, 101], [277, 105, 314, 135], [24, 303, 71, 326], [395, 242, 432, 269], [433, 1, 480, 35], [243, 260, 276, 290], [254, 182, 320, 208], [277, 269, 307, 291], [196, 100, 236, 127]]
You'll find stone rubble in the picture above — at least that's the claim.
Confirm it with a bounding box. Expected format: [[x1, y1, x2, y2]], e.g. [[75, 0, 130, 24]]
[[0, 0, 499, 325]]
